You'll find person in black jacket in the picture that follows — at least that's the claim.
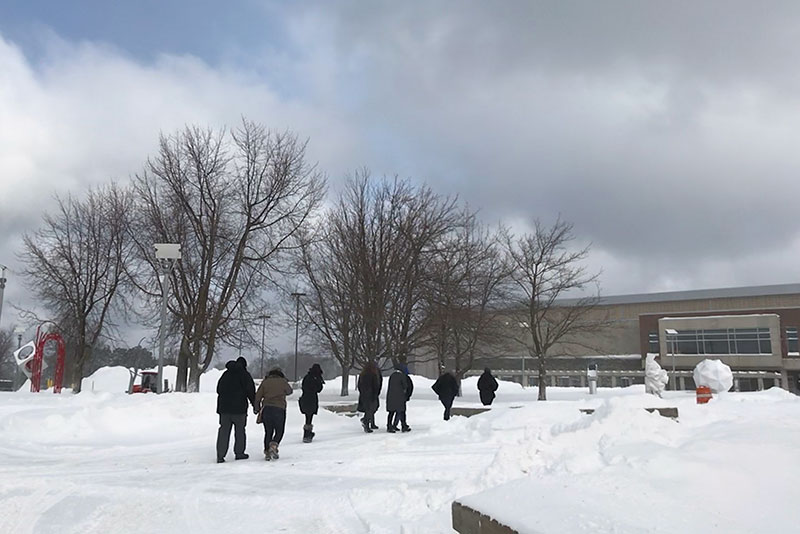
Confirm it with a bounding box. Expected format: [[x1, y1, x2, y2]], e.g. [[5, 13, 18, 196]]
[[386, 363, 412, 433], [299, 363, 324, 443], [357, 361, 382, 433], [477, 367, 499, 406], [432, 370, 459, 420], [215, 357, 256, 463]]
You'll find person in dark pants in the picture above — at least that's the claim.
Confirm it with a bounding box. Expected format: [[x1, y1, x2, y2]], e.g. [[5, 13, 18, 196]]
[[432, 370, 459, 420], [255, 367, 293, 460], [299, 363, 325, 443], [215, 357, 256, 463], [386, 363, 412, 433], [357, 361, 382, 433], [477, 367, 499, 406]]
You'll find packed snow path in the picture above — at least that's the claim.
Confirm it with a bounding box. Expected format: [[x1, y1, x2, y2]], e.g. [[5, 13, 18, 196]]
[[2, 371, 800, 533]]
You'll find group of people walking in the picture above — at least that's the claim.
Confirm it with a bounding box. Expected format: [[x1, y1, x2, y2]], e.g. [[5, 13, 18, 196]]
[[215, 358, 324, 463], [215, 357, 500, 462]]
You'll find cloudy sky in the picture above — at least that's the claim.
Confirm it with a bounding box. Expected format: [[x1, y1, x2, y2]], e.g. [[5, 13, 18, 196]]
[[2, 1, 800, 338]]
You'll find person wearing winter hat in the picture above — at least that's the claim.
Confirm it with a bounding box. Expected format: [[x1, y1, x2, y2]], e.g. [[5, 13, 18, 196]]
[[255, 367, 293, 460], [477, 367, 499, 406], [215, 357, 256, 463], [298, 363, 325, 443], [385, 362, 413, 433]]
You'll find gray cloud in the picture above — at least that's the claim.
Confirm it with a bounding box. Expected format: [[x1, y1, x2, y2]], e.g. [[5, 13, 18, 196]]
[[2, 0, 800, 339]]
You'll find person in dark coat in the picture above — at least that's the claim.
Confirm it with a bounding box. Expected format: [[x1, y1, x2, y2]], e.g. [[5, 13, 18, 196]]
[[215, 357, 256, 463], [386, 363, 412, 433], [432, 370, 459, 420], [477, 367, 499, 406], [357, 361, 382, 433], [299, 363, 324, 443]]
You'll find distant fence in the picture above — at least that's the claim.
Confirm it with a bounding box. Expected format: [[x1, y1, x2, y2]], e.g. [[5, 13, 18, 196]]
[[465, 368, 784, 391]]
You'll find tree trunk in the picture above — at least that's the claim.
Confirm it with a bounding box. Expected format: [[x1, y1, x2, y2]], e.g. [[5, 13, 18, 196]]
[[175, 340, 189, 392], [71, 335, 89, 393], [188, 364, 201, 393], [340, 363, 350, 396], [537, 353, 547, 401]]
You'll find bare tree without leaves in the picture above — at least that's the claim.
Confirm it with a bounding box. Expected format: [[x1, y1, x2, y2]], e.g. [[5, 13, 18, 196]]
[[19, 185, 133, 392], [422, 209, 510, 382], [131, 120, 324, 392], [0, 326, 16, 381], [297, 172, 458, 393], [503, 217, 602, 401]]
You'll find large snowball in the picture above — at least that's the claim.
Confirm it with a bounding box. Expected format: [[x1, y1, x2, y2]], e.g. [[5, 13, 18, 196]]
[[693, 359, 734, 393]]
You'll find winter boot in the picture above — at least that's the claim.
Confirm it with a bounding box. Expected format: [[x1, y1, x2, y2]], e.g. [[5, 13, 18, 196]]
[[401, 425, 411, 433], [269, 441, 279, 460], [264, 448, 271, 461], [387, 425, 397, 433], [370, 420, 379, 430], [303, 424, 314, 443]]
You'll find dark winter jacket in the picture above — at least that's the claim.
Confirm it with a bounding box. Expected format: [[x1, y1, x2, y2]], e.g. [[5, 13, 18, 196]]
[[386, 368, 412, 412], [477, 369, 499, 406], [255, 369, 294, 412], [299, 365, 325, 415], [216, 359, 256, 415], [432, 372, 459, 401], [357, 367, 382, 413]]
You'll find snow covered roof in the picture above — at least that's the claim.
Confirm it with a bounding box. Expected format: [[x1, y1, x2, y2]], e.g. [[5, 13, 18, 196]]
[[559, 283, 800, 307]]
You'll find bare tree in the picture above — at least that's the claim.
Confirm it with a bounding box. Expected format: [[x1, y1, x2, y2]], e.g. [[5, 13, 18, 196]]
[[422, 209, 510, 382], [297, 172, 458, 393], [19, 184, 133, 392], [0, 326, 15, 381], [131, 120, 324, 392], [503, 217, 602, 401]]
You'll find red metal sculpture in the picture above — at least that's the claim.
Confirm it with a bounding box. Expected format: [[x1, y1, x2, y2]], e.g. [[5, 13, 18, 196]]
[[29, 325, 66, 393]]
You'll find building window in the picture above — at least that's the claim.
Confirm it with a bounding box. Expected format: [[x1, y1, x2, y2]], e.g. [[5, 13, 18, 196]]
[[648, 332, 659, 353], [787, 327, 798, 355], [667, 328, 771, 355]]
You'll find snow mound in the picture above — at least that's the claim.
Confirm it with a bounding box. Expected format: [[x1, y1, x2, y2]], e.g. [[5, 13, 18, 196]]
[[693, 359, 733, 392]]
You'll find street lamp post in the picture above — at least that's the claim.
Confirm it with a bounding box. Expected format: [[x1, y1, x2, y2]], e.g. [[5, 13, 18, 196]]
[[259, 314, 271, 378], [665, 328, 678, 391], [154, 243, 181, 394], [0, 265, 7, 329], [290, 292, 306, 382]]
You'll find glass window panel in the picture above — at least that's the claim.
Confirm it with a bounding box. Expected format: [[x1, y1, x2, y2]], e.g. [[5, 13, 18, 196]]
[[759, 340, 772, 354], [736, 340, 759, 354], [705, 339, 730, 354], [787, 327, 798, 353]]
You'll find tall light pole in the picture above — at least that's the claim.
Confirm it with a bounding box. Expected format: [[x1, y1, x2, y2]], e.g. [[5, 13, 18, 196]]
[[259, 314, 271, 378], [154, 243, 181, 394], [665, 328, 678, 391], [0, 264, 7, 328], [290, 292, 306, 382]]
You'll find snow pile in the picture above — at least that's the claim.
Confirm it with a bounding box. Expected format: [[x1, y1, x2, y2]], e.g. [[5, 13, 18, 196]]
[[644, 353, 669, 396], [80, 365, 224, 393], [3, 378, 800, 532], [693, 359, 734, 392]]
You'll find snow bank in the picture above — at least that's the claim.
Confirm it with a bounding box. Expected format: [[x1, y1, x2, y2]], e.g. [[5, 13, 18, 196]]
[[80, 365, 224, 393]]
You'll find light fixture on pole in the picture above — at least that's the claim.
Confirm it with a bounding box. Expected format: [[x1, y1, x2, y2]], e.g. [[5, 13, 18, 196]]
[[154, 243, 181, 394], [518, 321, 530, 387], [259, 314, 271, 378], [0, 264, 7, 328], [290, 292, 306, 382], [665, 328, 678, 390]]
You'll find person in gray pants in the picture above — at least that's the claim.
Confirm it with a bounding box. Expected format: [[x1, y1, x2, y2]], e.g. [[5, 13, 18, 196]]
[[215, 357, 256, 463]]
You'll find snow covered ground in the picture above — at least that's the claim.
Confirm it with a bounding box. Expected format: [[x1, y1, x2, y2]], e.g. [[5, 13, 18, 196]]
[[1, 369, 799, 533]]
